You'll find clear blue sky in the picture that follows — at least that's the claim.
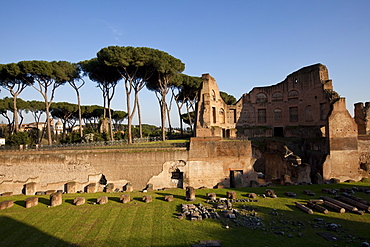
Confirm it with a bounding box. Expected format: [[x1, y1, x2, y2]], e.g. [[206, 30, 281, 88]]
[[1, 0, 369, 127]]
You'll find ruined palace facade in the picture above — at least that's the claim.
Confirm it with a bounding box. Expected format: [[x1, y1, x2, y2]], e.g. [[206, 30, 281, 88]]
[[195, 64, 370, 182], [196, 64, 338, 139]]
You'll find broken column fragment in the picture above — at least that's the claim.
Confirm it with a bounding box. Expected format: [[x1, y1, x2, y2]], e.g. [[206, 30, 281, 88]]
[[186, 187, 196, 201]]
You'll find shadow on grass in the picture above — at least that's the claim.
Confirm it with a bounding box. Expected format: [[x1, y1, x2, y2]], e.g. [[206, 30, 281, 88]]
[[38, 197, 50, 206], [108, 196, 121, 203], [14, 200, 25, 207], [0, 216, 74, 246], [65, 199, 75, 205], [87, 198, 96, 204]]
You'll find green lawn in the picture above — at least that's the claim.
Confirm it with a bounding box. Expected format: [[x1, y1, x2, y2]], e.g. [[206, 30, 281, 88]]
[[1, 182, 370, 247]]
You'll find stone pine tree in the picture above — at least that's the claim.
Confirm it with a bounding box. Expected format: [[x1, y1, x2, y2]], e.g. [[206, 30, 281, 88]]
[[220, 91, 237, 105], [170, 74, 202, 135], [18, 60, 79, 145], [0, 63, 32, 133], [0, 97, 14, 134], [81, 105, 105, 132], [79, 58, 121, 141], [146, 50, 185, 141], [27, 100, 46, 143], [112, 110, 128, 132], [97, 46, 156, 143], [68, 65, 85, 138], [50, 102, 78, 139]]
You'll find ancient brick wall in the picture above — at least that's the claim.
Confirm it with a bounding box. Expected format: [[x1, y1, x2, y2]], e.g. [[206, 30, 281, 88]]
[[355, 102, 370, 135], [195, 74, 238, 138], [236, 64, 334, 137], [322, 98, 361, 181], [196, 64, 337, 139]]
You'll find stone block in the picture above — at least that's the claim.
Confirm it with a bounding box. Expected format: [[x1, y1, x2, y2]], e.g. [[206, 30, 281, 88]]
[[86, 183, 97, 193], [186, 187, 196, 201], [1, 192, 13, 197], [303, 190, 315, 196], [297, 163, 311, 184], [124, 182, 133, 192], [313, 173, 324, 184], [73, 197, 85, 206], [105, 183, 114, 193], [164, 195, 174, 202], [0, 200, 14, 210], [45, 190, 56, 195], [97, 196, 108, 205], [24, 182, 37, 195], [50, 192, 63, 207], [250, 180, 260, 187], [66, 182, 77, 194], [206, 193, 216, 200], [247, 193, 257, 199], [142, 195, 152, 203], [120, 194, 130, 203], [226, 191, 236, 199], [281, 174, 292, 186], [266, 189, 277, 198], [198, 240, 222, 247], [25, 197, 38, 208], [284, 192, 297, 197]]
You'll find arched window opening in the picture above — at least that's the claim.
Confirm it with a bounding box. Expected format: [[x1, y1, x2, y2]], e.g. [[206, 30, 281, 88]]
[[219, 108, 225, 123], [256, 93, 267, 103], [211, 90, 216, 101], [272, 92, 283, 101], [288, 90, 299, 100]]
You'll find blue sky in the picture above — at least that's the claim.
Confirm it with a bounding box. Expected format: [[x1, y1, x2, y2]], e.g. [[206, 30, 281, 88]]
[[0, 0, 369, 127]]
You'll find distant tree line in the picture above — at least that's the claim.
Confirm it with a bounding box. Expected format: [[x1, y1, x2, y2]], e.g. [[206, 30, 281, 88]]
[[0, 46, 236, 146]]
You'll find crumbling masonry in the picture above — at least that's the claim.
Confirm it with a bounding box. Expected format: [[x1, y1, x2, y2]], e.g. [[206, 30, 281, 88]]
[[195, 63, 370, 183]]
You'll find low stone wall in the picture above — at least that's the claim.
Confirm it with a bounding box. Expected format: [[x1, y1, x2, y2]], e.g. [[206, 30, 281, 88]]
[[0, 139, 256, 195]]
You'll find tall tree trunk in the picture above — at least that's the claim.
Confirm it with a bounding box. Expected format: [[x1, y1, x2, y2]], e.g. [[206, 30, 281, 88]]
[[45, 102, 52, 145], [166, 103, 172, 138], [161, 93, 167, 141], [126, 82, 132, 144], [135, 91, 143, 138], [12, 96, 19, 133], [77, 91, 83, 138], [177, 104, 184, 135], [108, 100, 113, 141]]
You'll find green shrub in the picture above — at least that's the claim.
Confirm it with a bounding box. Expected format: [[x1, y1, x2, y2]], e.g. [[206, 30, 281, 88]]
[[6, 132, 32, 146]]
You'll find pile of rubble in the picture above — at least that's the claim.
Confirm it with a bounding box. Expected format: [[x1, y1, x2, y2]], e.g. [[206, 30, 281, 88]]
[[177, 203, 220, 221]]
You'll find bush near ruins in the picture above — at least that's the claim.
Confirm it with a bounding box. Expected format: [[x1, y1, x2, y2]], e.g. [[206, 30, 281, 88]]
[[5, 131, 32, 146]]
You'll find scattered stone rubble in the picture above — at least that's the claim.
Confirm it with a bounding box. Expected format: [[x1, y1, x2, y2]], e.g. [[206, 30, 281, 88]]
[[178, 203, 220, 221]]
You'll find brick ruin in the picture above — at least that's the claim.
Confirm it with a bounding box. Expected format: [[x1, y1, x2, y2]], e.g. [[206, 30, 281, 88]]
[[0, 64, 369, 196], [195, 63, 370, 183]]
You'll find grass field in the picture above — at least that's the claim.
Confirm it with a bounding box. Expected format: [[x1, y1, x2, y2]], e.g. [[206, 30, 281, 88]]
[[1, 182, 370, 247]]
